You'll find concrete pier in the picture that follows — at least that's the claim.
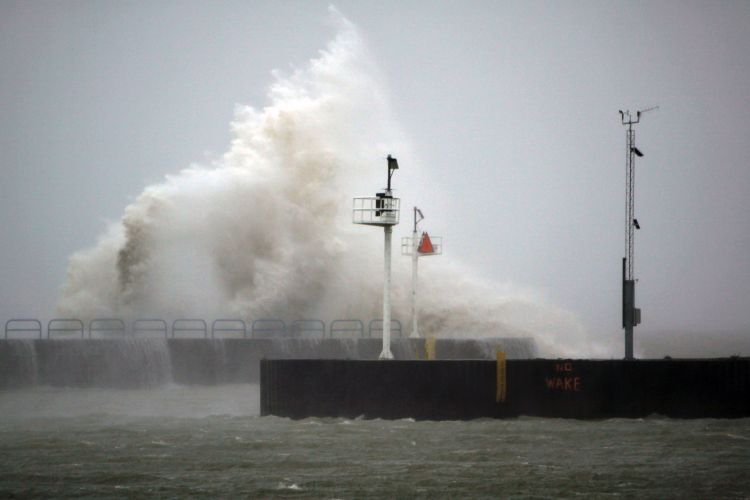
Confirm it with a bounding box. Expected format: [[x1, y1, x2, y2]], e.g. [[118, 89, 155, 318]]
[[260, 358, 750, 419], [0, 337, 536, 388]]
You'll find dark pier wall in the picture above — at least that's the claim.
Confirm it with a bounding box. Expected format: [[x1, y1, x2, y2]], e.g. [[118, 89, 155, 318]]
[[0, 338, 536, 388], [260, 358, 750, 420]]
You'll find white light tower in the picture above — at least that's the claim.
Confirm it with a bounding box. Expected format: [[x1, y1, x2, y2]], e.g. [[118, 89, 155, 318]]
[[401, 207, 442, 339], [353, 156, 401, 359]]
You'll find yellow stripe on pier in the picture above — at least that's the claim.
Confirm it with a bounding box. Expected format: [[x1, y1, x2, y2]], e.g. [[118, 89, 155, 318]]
[[425, 337, 436, 360], [496, 351, 507, 403]]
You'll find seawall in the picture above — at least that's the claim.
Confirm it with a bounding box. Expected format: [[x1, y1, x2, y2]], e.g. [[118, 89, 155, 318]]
[[260, 358, 750, 419], [0, 337, 536, 388]]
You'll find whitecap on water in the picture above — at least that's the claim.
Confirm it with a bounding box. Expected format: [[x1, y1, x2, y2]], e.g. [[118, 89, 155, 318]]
[[276, 481, 302, 491]]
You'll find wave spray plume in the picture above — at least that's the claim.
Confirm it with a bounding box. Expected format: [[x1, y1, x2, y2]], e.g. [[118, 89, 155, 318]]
[[58, 10, 603, 357]]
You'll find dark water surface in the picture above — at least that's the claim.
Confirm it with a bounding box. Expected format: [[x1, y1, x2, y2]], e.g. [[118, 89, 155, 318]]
[[0, 385, 748, 498]]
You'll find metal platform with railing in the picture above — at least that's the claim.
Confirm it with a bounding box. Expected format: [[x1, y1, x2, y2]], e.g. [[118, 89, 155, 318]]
[[352, 196, 400, 226]]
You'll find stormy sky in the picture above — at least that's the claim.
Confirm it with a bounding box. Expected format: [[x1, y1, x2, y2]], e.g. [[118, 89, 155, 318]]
[[1, 1, 748, 343]]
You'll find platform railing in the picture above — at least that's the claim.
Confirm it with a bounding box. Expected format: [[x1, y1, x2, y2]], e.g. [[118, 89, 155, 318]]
[[211, 319, 246, 339], [330, 319, 365, 339], [1, 317, 402, 340], [290, 320, 325, 339], [133, 319, 168, 338], [251, 319, 286, 339], [89, 318, 126, 339], [368, 319, 403, 339], [4, 319, 42, 340], [172, 319, 207, 339], [48, 319, 84, 339], [352, 196, 401, 226]]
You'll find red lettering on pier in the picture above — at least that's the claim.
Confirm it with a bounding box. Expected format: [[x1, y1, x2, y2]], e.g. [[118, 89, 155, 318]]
[[555, 362, 573, 373], [544, 376, 583, 392]]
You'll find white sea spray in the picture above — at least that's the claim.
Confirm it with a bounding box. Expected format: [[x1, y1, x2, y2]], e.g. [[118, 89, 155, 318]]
[[57, 9, 601, 357]]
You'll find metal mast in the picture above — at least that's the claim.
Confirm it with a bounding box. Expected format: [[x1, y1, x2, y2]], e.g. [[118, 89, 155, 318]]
[[624, 113, 636, 282], [411, 207, 422, 339], [619, 106, 656, 359], [400, 209, 442, 339]]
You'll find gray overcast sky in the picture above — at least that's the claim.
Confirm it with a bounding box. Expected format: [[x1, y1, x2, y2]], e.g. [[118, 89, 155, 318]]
[[1, 1, 749, 339]]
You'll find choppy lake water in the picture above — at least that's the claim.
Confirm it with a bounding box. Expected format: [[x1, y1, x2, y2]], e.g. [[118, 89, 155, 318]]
[[0, 385, 748, 498]]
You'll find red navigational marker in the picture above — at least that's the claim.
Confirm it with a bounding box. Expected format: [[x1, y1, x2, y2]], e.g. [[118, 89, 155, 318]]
[[418, 232, 435, 254]]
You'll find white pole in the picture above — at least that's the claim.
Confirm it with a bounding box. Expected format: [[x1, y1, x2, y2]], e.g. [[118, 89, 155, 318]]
[[410, 228, 419, 339], [380, 225, 394, 359]]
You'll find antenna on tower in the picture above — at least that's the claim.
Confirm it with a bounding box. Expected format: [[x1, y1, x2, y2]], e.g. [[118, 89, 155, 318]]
[[620, 106, 657, 360]]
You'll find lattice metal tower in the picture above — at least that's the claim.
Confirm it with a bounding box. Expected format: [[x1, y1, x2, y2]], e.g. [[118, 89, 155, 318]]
[[619, 107, 656, 359]]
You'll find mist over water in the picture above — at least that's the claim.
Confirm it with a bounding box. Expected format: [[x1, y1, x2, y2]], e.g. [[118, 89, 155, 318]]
[[57, 10, 601, 357]]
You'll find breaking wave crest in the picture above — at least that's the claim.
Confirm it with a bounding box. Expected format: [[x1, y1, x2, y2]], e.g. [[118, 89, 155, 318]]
[[57, 9, 603, 357]]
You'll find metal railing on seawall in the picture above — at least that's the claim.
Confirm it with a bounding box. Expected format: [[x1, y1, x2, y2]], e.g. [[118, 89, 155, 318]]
[[3, 317, 405, 340]]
